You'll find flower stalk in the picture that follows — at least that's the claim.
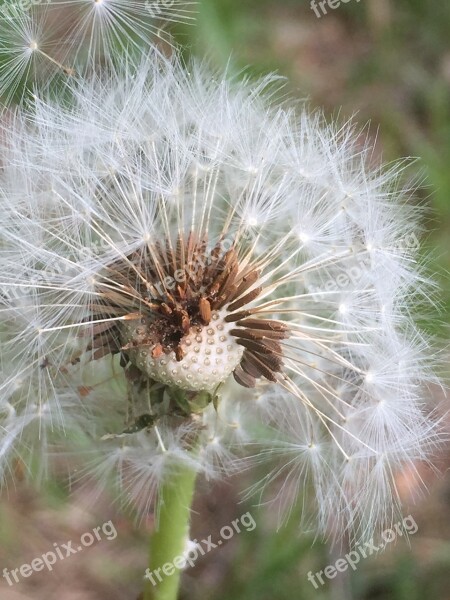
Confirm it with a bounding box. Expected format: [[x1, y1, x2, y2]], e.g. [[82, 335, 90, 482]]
[[143, 460, 198, 600]]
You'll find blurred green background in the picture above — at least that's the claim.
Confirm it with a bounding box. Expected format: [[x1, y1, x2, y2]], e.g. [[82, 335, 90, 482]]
[[1, 1, 450, 599]]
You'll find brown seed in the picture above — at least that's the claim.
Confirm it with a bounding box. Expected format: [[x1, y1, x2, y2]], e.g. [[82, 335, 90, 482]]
[[224, 309, 255, 322], [199, 297, 212, 324], [240, 352, 262, 378], [236, 338, 282, 356], [180, 310, 190, 333], [230, 327, 287, 341], [160, 303, 173, 316], [177, 284, 186, 299], [233, 366, 256, 388], [244, 353, 279, 382], [247, 350, 283, 374], [228, 270, 260, 303], [175, 346, 185, 361], [236, 318, 289, 333], [228, 287, 262, 312]]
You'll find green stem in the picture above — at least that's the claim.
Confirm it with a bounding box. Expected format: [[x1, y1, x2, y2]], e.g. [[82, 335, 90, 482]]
[[143, 462, 198, 600]]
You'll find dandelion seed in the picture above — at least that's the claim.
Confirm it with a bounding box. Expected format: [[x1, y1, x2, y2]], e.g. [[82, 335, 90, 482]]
[[0, 0, 197, 108]]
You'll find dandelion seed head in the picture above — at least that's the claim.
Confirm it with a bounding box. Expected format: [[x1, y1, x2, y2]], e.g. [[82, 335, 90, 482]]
[[0, 51, 444, 540]]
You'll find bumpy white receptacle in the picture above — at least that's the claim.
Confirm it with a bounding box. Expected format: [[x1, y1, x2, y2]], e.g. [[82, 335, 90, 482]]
[[121, 311, 244, 392]]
